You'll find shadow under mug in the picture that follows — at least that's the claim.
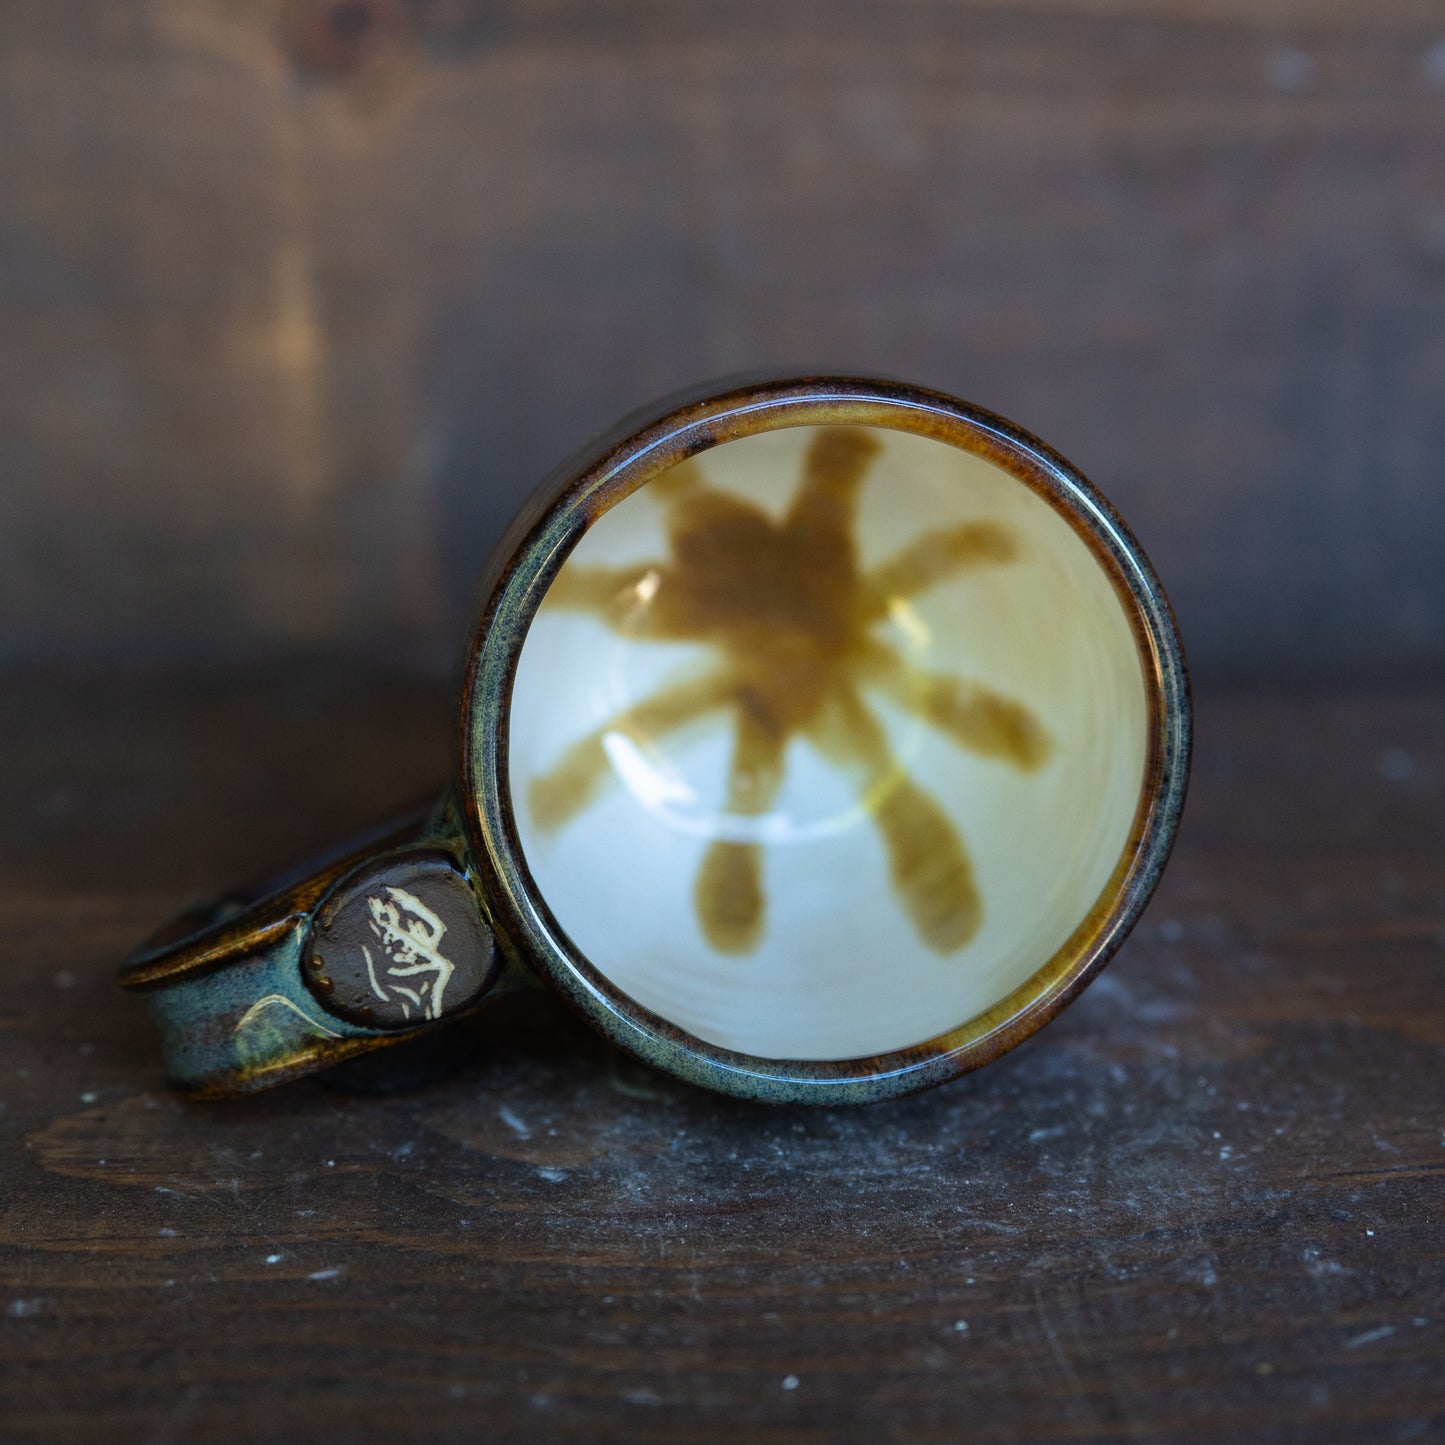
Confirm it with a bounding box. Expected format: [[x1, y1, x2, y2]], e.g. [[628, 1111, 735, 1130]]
[[119, 375, 1190, 1104]]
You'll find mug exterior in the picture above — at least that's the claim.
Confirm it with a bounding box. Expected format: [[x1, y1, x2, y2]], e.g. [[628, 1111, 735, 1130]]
[[119, 374, 1187, 1102]]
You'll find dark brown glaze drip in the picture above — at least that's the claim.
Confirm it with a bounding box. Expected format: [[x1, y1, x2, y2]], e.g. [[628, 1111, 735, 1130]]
[[528, 427, 1050, 955]]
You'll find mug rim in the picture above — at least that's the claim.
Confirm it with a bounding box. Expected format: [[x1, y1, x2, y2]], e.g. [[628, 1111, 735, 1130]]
[[458, 374, 1190, 1103]]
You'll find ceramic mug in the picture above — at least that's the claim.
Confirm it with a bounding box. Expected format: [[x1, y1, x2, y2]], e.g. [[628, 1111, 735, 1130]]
[[120, 375, 1190, 1103]]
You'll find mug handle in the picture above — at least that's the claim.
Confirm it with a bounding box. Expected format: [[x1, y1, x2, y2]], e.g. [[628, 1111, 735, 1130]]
[[117, 791, 514, 1097]]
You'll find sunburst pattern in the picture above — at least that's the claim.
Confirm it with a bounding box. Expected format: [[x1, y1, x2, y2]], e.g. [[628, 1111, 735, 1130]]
[[527, 427, 1051, 956]]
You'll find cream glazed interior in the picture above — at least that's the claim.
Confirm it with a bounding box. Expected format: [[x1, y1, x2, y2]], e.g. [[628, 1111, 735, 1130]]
[[507, 423, 1150, 1061]]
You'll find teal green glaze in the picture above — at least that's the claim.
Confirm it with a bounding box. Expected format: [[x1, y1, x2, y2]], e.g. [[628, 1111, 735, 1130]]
[[458, 376, 1192, 1106], [146, 928, 378, 1096]]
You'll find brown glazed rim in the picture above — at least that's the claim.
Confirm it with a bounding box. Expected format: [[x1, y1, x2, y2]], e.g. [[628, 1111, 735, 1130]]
[[458, 374, 1191, 1104]]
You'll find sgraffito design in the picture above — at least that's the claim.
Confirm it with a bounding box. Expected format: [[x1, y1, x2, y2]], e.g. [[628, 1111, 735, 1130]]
[[234, 993, 342, 1040], [528, 427, 1052, 955], [360, 886, 456, 1021], [302, 857, 494, 1032]]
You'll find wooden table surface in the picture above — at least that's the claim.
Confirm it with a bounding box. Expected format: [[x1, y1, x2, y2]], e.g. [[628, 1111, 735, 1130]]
[[1, 671, 1441, 1443]]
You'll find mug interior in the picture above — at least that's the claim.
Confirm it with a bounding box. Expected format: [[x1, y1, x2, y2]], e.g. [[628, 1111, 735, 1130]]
[[506, 421, 1149, 1061]]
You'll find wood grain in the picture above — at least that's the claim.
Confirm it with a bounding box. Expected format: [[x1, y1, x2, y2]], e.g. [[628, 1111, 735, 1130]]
[[0, 671, 1441, 1442], [2, 1, 1444, 680]]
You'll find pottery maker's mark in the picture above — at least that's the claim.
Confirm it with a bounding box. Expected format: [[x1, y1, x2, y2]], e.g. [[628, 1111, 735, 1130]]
[[361, 886, 455, 1021], [527, 426, 1053, 957], [304, 854, 497, 1031]]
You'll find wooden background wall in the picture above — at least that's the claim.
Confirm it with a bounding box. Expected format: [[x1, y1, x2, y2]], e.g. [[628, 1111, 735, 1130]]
[[3, 0, 1443, 682]]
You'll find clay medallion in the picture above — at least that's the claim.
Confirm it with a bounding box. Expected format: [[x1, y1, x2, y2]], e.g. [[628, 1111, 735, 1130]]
[[304, 852, 497, 1030]]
